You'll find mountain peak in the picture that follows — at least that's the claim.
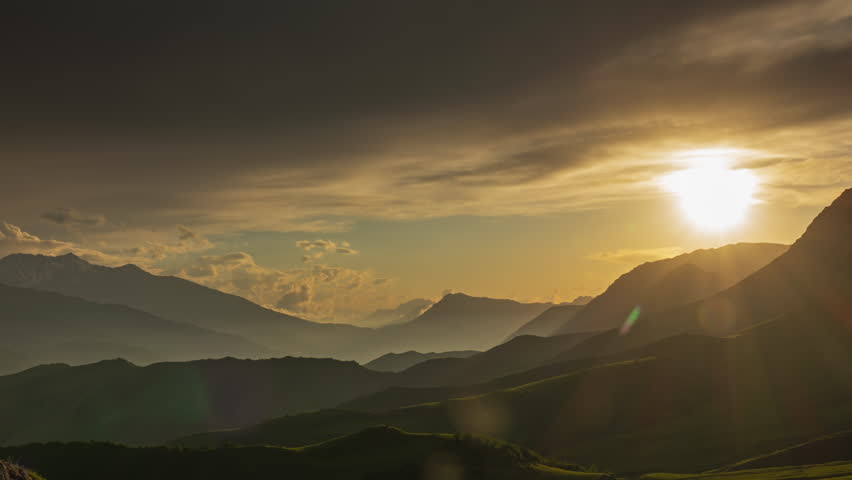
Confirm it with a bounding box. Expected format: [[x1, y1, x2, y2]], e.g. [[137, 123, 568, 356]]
[[789, 188, 852, 260], [117, 263, 147, 274], [0, 252, 97, 286]]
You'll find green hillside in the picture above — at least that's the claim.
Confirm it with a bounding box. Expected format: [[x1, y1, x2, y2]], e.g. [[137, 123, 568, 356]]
[[642, 461, 852, 480], [0, 427, 594, 480], [717, 430, 852, 472]]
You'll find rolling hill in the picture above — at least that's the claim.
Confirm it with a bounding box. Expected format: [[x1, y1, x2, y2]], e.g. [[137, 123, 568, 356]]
[[0, 356, 400, 445], [552, 242, 788, 335], [0, 427, 592, 480], [0, 283, 267, 374], [364, 350, 480, 372]]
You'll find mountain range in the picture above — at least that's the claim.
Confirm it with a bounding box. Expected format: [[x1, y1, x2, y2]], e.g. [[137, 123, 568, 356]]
[[552, 242, 789, 335], [0, 283, 266, 374], [0, 255, 552, 367], [2, 189, 852, 476], [0, 253, 370, 360]]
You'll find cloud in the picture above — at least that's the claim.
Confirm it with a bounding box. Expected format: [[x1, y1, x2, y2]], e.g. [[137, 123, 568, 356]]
[[275, 284, 312, 310], [0, 0, 850, 235], [587, 247, 686, 265], [174, 251, 390, 322], [0, 221, 159, 267], [121, 225, 212, 261], [0, 222, 71, 256], [296, 239, 359, 263], [41, 208, 106, 227]]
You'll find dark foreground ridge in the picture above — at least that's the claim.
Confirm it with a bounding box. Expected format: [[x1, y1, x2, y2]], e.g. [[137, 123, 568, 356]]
[[0, 427, 594, 480]]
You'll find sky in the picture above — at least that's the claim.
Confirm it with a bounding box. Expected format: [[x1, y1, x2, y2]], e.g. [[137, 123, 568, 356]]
[[1, 1, 851, 323]]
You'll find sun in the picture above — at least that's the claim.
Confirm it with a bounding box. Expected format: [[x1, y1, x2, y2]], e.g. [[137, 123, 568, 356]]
[[660, 155, 759, 232]]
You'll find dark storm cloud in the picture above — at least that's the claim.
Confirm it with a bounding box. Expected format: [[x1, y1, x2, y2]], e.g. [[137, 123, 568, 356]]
[[1, 0, 850, 233], [41, 208, 106, 227]]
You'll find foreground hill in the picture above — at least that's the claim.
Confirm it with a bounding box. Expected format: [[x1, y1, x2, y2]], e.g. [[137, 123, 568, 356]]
[[364, 350, 479, 372], [0, 427, 592, 480], [556, 188, 852, 361], [177, 304, 852, 473], [0, 356, 398, 445], [0, 284, 266, 374], [553, 243, 788, 335], [0, 253, 371, 359]]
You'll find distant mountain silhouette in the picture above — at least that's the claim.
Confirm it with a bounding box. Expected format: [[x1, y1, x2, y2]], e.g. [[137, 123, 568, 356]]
[[357, 298, 434, 327], [0, 284, 267, 374], [0, 256, 554, 362], [355, 293, 552, 360], [552, 242, 788, 335], [0, 356, 398, 445], [364, 350, 479, 372], [0, 253, 373, 359], [557, 188, 852, 360], [507, 304, 586, 339], [0, 427, 584, 480]]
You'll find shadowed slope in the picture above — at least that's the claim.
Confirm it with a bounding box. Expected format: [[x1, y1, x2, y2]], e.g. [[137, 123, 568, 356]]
[[555, 188, 852, 362], [364, 350, 479, 372], [553, 243, 788, 335], [0, 356, 399, 445], [508, 304, 586, 339], [719, 430, 852, 471], [0, 427, 591, 480], [177, 305, 852, 473], [395, 332, 601, 387], [0, 283, 267, 374]]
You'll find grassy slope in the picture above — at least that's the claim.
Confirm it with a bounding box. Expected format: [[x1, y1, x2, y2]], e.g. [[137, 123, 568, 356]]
[[717, 430, 852, 472], [176, 309, 852, 473], [0, 461, 44, 480], [0, 427, 594, 480], [642, 461, 852, 480]]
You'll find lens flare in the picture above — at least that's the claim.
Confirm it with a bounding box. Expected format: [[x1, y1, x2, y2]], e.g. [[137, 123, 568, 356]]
[[620, 306, 641, 335]]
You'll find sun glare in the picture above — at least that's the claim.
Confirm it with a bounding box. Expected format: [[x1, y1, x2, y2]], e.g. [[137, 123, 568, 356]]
[[661, 155, 759, 232]]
